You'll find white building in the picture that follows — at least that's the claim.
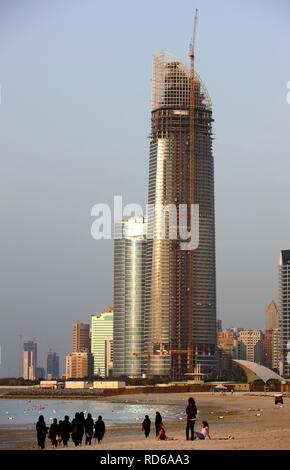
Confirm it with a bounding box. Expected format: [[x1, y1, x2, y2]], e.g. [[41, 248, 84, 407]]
[[91, 308, 114, 377], [238, 330, 264, 364]]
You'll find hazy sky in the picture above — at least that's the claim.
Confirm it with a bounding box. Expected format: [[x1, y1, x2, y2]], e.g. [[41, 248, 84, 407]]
[[0, 0, 290, 377]]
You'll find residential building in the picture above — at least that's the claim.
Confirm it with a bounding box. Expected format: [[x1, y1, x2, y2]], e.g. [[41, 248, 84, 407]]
[[72, 323, 90, 352], [238, 330, 264, 364], [65, 351, 94, 379], [91, 308, 114, 377]]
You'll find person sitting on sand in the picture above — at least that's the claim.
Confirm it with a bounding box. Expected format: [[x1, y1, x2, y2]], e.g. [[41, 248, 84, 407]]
[[194, 421, 211, 440], [156, 422, 174, 441]]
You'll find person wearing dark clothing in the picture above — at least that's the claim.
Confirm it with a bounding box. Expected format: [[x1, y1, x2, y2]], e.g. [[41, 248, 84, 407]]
[[58, 420, 63, 446], [78, 412, 85, 446], [61, 415, 71, 447], [142, 415, 151, 438], [85, 413, 94, 445], [71, 412, 80, 447], [49, 418, 59, 448], [155, 412, 162, 436], [94, 416, 105, 444], [36, 415, 48, 450], [186, 397, 197, 440]]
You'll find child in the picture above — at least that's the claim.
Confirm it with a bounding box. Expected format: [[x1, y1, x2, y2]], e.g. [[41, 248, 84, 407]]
[[194, 421, 211, 440]]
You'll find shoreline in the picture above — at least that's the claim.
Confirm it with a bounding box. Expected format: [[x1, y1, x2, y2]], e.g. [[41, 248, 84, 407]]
[[1, 393, 290, 450]]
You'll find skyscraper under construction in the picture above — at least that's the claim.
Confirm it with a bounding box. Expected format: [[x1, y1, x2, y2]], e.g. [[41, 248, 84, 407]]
[[145, 46, 216, 378]]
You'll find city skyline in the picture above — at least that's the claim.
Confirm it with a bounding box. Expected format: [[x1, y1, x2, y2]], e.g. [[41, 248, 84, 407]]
[[0, 0, 290, 376]]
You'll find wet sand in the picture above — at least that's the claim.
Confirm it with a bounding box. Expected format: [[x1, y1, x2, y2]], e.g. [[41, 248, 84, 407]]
[[1, 393, 290, 450]]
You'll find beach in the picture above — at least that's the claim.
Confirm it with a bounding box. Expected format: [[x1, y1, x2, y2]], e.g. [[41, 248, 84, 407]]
[[1, 392, 290, 450]]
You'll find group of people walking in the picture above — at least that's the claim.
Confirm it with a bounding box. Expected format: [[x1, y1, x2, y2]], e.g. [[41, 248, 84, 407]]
[[36, 412, 105, 450], [36, 397, 210, 449]]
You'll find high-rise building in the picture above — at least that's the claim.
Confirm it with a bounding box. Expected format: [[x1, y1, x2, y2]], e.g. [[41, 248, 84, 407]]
[[217, 329, 238, 372], [36, 367, 45, 379], [145, 49, 216, 378], [91, 308, 114, 377], [72, 323, 90, 352], [105, 336, 114, 377], [113, 217, 147, 377], [279, 250, 290, 377], [47, 350, 60, 380], [65, 352, 94, 379], [216, 319, 222, 333], [238, 330, 264, 364], [22, 341, 37, 380], [264, 301, 280, 371], [265, 300, 279, 330]]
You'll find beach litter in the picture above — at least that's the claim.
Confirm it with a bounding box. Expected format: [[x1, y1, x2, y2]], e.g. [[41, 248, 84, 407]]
[[218, 416, 224, 419]]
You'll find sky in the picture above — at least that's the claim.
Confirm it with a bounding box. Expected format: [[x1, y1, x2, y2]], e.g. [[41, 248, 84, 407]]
[[0, 0, 290, 377]]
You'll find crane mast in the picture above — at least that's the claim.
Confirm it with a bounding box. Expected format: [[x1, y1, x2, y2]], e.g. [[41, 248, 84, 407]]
[[187, 9, 198, 374]]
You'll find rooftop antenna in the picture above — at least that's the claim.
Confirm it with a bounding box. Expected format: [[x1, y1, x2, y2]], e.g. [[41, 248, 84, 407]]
[[187, 8, 198, 374]]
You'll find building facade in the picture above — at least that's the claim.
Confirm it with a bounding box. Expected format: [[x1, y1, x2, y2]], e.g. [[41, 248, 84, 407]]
[[113, 217, 147, 377], [264, 300, 280, 371], [279, 250, 290, 377], [238, 330, 264, 364], [217, 329, 238, 372], [65, 352, 94, 379], [91, 308, 114, 377], [47, 350, 60, 380], [72, 323, 90, 352], [23, 341, 37, 380], [36, 367, 45, 379], [145, 51, 216, 378], [105, 337, 113, 377]]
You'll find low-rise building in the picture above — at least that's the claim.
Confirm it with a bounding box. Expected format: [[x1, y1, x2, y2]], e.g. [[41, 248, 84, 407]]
[[93, 381, 126, 389], [65, 381, 92, 389]]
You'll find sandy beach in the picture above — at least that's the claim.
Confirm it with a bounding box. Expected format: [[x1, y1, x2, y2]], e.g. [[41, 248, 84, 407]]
[[1, 392, 290, 450]]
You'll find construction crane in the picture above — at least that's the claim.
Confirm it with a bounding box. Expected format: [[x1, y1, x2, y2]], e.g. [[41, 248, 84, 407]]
[[187, 9, 198, 374]]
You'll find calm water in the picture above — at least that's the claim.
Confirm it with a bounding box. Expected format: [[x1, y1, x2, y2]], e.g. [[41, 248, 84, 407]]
[[0, 399, 185, 428]]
